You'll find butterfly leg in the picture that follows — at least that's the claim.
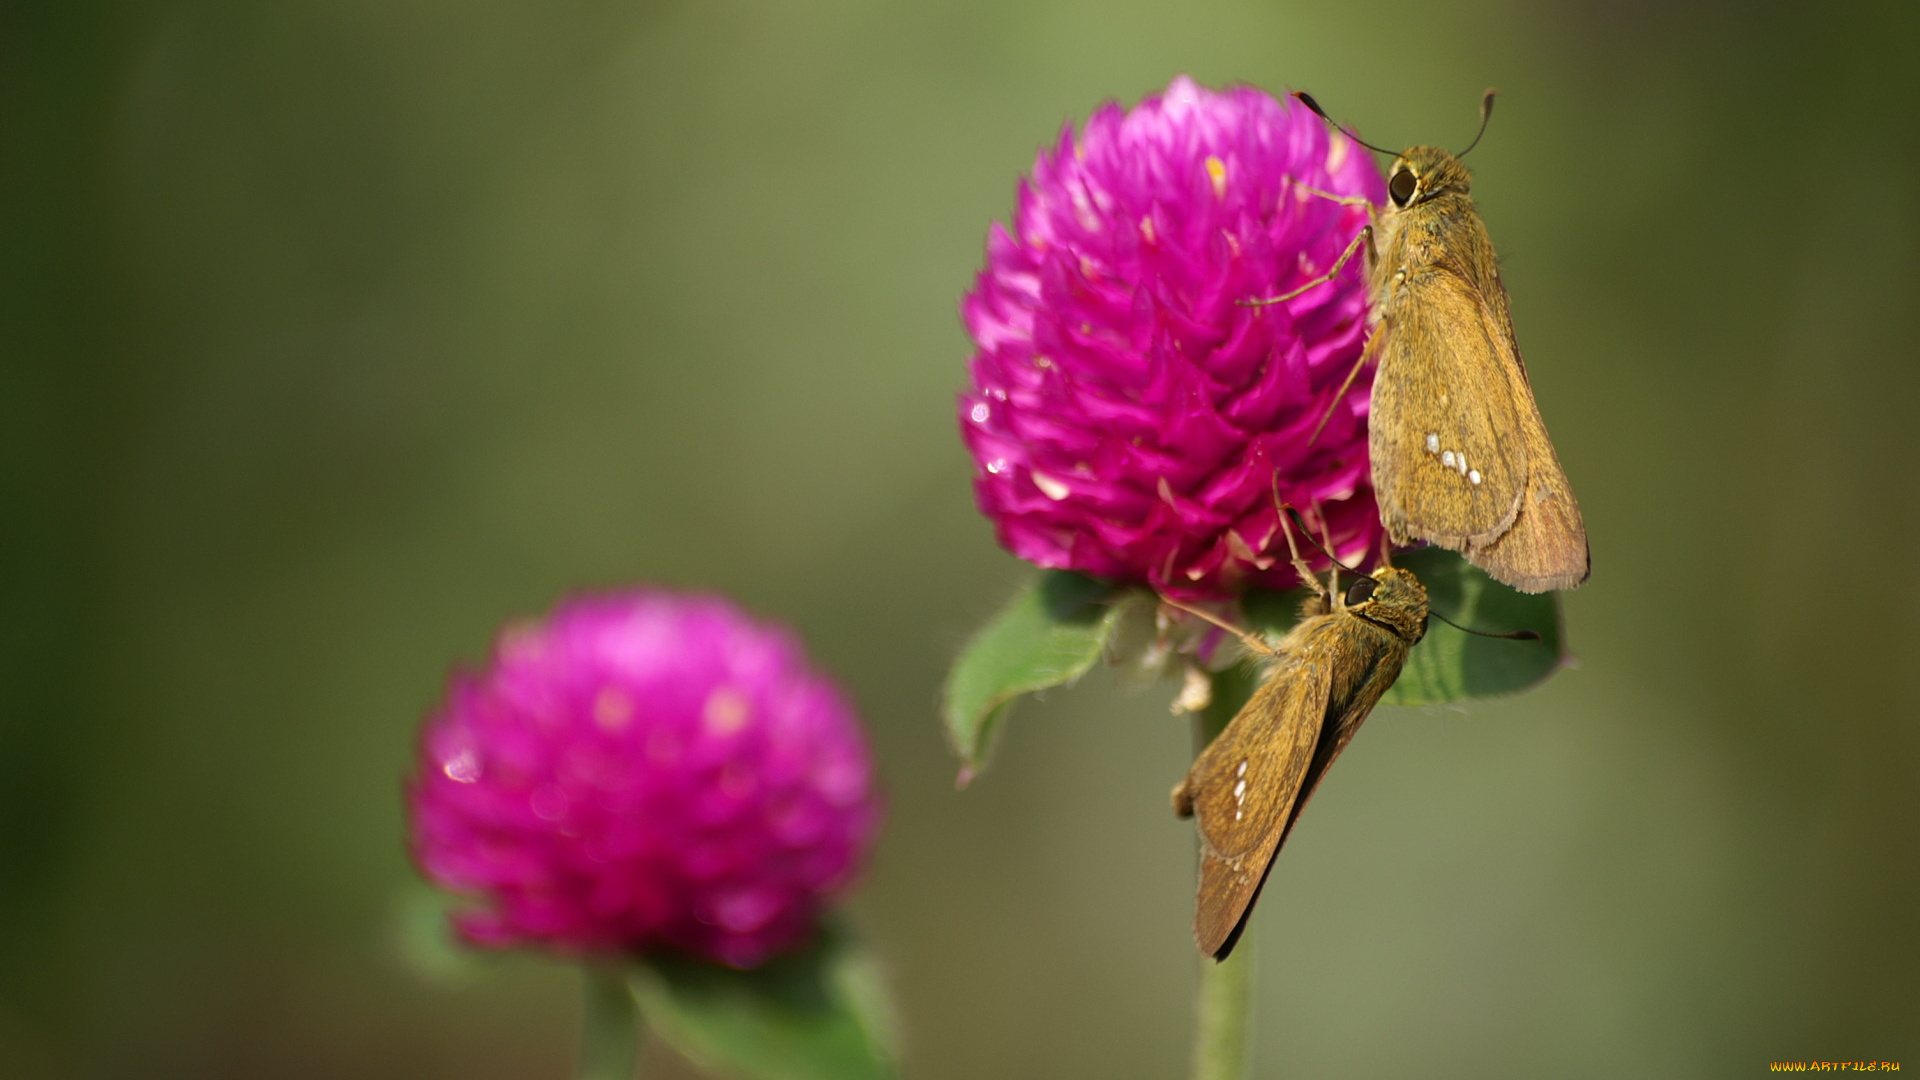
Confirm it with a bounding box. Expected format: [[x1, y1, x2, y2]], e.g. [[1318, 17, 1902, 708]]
[[1307, 325, 1383, 446], [1281, 175, 1375, 208], [1155, 594, 1271, 658], [1240, 225, 1373, 307], [1272, 502, 1328, 601]]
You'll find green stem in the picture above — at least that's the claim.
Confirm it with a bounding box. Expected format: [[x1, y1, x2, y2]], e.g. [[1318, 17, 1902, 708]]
[[1188, 665, 1261, 1080], [1192, 938, 1254, 1080], [577, 964, 640, 1080]]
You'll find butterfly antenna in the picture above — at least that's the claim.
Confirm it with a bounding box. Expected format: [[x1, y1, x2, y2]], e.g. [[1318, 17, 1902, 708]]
[[1293, 92, 1398, 156], [1454, 89, 1497, 158], [1281, 505, 1365, 580], [1429, 609, 1539, 641], [1309, 497, 1341, 596]]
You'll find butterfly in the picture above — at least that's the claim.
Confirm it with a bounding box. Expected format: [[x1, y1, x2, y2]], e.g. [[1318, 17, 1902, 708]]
[[1166, 514, 1428, 959], [1260, 91, 1588, 593]]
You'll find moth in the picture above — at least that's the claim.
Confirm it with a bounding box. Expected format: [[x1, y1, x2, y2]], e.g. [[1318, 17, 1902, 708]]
[[1264, 91, 1589, 593], [1167, 521, 1428, 960]]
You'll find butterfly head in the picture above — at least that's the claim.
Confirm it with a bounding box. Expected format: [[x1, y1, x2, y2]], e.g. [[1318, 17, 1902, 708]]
[[1337, 566, 1429, 644], [1294, 88, 1492, 212], [1385, 147, 1471, 209]]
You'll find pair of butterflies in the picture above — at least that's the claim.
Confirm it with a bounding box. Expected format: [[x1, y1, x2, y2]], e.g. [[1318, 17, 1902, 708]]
[[1174, 92, 1587, 960]]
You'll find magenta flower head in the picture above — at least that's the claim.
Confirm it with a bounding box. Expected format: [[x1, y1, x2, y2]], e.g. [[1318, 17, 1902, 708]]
[[960, 76, 1389, 599], [407, 590, 881, 969]]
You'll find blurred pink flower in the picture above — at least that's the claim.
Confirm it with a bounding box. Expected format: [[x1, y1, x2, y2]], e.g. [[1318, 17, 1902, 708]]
[[407, 590, 880, 969], [959, 76, 1387, 598]]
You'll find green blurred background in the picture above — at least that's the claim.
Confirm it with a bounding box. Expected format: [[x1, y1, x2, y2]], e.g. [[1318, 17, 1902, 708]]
[[5, 0, 1917, 1076]]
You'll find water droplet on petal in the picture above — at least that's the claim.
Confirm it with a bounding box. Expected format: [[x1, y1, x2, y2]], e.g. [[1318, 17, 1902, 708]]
[[443, 748, 481, 783], [1031, 470, 1071, 500]]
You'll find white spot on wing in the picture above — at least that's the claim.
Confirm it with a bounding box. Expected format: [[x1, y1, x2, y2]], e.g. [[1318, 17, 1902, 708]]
[[1469, 469, 1481, 485], [1440, 450, 1455, 468], [1425, 433, 1439, 453]]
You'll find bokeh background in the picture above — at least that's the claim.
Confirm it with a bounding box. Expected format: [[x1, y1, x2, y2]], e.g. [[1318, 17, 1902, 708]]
[[5, 0, 1918, 1076]]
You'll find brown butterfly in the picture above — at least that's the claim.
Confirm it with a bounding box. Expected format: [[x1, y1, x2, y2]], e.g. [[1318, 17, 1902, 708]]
[[1166, 516, 1428, 960], [1260, 91, 1588, 593]]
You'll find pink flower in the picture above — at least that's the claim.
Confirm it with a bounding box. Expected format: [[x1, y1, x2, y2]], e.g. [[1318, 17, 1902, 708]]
[[407, 590, 881, 969], [959, 76, 1388, 599]]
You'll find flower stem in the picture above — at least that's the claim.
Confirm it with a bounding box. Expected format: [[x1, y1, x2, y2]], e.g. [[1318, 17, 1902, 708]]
[[1188, 665, 1261, 1080], [577, 965, 640, 1080], [1191, 935, 1254, 1080]]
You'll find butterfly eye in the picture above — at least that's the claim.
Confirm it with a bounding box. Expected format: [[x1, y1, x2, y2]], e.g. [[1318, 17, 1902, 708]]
[[1343, 578, 1378, 606], [1388, 167, 1418, 207]]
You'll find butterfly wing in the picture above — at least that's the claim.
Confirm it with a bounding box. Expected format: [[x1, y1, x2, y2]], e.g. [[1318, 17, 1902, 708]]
[[1181, 647, 1331, 959], [1369, 266, 1529, 550], [1471, 272, 1589, 591], [1275, 632, 1411, 850], [1370, 262, 1588, 592]]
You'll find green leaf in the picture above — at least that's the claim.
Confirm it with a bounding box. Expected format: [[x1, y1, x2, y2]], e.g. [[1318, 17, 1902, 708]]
[[1238, 586, 1314, 641], [579, 966, 639, 1080], [389, 882, 483, 986], [631, 925, 897, 1080], [941, 570, 1127, 782], [1217, 549, 1564, 710], [1380, 546, 1566, 706]]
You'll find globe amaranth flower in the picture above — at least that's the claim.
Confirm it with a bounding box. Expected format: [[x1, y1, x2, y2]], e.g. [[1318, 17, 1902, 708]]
[[407, 590, 880, 969], [960, 76, 1389, 599]]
